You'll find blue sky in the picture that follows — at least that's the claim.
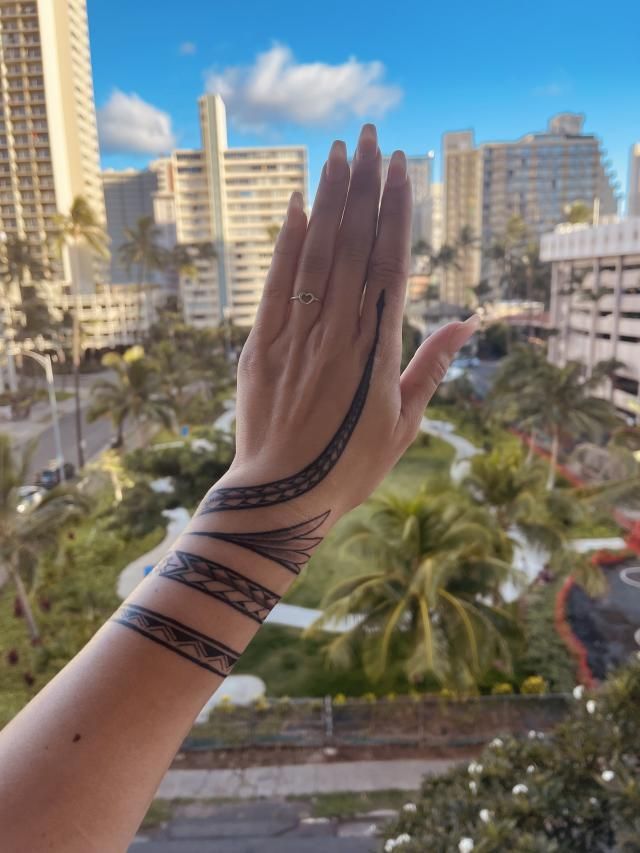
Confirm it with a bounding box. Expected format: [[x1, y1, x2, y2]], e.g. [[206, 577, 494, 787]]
[[89, 0, 640, 209]]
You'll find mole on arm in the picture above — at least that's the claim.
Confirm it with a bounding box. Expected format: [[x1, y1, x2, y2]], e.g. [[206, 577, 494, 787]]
[[72, 734, 81, 743]]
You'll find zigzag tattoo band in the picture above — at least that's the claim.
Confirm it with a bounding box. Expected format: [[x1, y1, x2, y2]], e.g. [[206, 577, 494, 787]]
[[190, 510, 330, 575], [197, 291, 385, 514], [112, 604, 239, 677], [156, 550, 279, 623]]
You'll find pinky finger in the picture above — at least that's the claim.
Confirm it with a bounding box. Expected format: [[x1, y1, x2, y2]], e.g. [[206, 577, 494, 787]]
[[396, 316, 480, 445], [253, 192, 307, 342]]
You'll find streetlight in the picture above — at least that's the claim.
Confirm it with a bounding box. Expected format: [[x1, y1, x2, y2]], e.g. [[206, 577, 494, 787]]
[[13, 347, 65, 481]]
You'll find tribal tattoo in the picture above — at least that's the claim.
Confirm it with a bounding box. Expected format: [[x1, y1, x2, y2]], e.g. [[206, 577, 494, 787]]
[[190, 510, 330, 575], [112, 603, 239, 677], [197, 291, 385, 515], [156, 550, 279, 623]]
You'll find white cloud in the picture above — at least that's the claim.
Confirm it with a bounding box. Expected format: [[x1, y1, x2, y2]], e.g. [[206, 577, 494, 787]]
[[532, 79, 571, 97], [98, 90, 176, 155], [206, 44, 402, 131], [179, 41, 197, 56]]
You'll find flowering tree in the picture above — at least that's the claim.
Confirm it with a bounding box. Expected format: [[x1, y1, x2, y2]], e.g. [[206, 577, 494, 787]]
[[382, 659, 640, 851]]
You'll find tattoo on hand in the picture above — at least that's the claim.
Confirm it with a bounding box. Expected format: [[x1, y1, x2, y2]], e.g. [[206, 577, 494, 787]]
[[190, 510, 330, 575], [198, 291, 385, 514], [127, 295, 385, 674], [157, 550, 279, 623], [112, 604, 239, 677]]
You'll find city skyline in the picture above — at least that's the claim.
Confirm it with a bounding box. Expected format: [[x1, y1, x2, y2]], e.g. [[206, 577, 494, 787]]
[[87, 0, 640, 206]]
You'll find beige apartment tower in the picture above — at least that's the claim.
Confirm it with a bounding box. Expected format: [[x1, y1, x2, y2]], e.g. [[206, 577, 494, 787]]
[[161, 94, 308, 328], [0, 0, 105, 294]]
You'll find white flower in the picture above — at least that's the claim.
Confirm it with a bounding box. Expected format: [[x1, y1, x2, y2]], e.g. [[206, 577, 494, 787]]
[[395, 835, 411, 847], [512, 783, 528, 795], [573, 685, 585, 700], [589, 797, 599, 806], [601, 770, 615, 783], [526, 764, 536, 774], [489, 737, 503, 748], [537, 731, 545, 740], [527, 729, 537, 740], [469, 780, 478, 794], [479, 808, 491, 823], [402, 802, 417, 813], [384, 841, 396, 853], [468, 761, 483, 775], [586, 700, 596, 714], [459, 839, 475, 853]]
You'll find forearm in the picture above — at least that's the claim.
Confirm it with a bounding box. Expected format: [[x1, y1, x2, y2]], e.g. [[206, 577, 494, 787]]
[[0, 472, 325, 852]]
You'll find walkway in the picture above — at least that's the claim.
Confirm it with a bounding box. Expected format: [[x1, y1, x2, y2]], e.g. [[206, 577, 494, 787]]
[[155, 759, 455, 801]]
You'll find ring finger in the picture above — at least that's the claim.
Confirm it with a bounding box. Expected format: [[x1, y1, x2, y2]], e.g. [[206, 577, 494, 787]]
[[287, 140, 350, 338]]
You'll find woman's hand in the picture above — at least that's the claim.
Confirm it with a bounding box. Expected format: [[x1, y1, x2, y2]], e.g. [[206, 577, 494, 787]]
[[218, 124, 477, 521]]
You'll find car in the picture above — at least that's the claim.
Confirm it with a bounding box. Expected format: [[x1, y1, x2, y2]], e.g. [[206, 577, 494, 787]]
[[16, 485, 46, 514], [38, 461, 75, 490]]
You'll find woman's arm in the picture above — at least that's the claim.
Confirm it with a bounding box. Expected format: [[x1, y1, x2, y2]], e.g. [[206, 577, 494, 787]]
[[0, 125, 477, 852]]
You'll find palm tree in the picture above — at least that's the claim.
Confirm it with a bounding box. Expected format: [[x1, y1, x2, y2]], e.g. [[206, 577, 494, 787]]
[[265, 223, 281, 245], [52, 197, 109, 469], [578, 285, 612, 377], [88, 346, 174, 448], [463, 445, 583, 552], [557, 265, 588, 364], [0, 435, 86, 641], [118, 216, 167, 304], [169, 241, 216, 280], [516, 361, 621, 489], [313, 490, 514, 689], [590, 357, 627, 402]]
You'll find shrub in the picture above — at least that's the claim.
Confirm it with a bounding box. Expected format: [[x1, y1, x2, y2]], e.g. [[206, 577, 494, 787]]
[[491, 682, 514, 695], [333, 693, 347, 706], [382, 658, 640, 851], [521, 675, 548, 695]]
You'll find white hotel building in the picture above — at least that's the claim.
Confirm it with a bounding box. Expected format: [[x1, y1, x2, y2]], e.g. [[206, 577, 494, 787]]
[[541, 218, 640, 419]]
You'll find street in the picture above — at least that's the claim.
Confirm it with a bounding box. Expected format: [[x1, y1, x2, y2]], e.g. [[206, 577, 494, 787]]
[[26, 403, 114, 478]]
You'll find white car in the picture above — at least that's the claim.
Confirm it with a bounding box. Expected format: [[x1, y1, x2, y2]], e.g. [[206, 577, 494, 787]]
[[16, 485, 46, 515]]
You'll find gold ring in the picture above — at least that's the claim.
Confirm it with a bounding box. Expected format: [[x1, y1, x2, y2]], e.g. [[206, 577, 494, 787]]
[[290, 292, 321, 305]]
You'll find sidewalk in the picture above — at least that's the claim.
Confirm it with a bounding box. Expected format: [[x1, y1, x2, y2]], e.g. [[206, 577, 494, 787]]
[[156, 759, 456, 801], [0, 388, 89, 449]]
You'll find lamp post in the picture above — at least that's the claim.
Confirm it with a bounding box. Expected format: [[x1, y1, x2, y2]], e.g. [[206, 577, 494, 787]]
[[15, 348, 65, 480]]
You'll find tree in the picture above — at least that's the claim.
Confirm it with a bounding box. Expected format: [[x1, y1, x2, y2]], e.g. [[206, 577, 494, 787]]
[[88, 346, 174, 448], [169, 241, 216, 280], [265, 223, 281, 245], [590, 357, 627, 402], [557, 265, 588, 363], [313, 490, 514, 689], [564, 199, 593, 224], [578, 285, 613, 377], [514, 361, 622, 489], [384, 659, 640, 851], [401, 318, 422, 371], [118, 216, 167, 303], [52, 197, 109, 469], [0, 435, 86, 641]]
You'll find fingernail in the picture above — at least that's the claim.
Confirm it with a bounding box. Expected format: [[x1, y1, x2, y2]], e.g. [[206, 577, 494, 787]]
[[463, 314, 481, 330], [386, 150, 407, 187], [326, 140, 348, 181], [356, 123, 378, 161], [449, 317, 480, 352], [289, 191, 304, 211]]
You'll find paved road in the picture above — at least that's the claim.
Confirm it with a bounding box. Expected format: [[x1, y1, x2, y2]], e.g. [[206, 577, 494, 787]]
[[26, 403, 113, 477], [467, 360, 500, 398], [130, 799, 384, 853]]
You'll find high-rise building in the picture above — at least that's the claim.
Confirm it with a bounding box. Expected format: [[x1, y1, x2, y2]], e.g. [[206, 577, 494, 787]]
[[541, 218, 640, 420], [0, 0, 106, 294], [442, 115, 619, 304], [382, 152, 433, 248], [628, 143, 640, 217], [102, 168, 158, 285], [442, 131, 482, 304], [160, 94, 308, 328], [429, 182, 443, 253]]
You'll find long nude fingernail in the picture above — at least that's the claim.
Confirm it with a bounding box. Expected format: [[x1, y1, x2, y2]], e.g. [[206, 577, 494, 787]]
[[356, 123, 378, 161], [386, 150, 407, 187], [326, 140, 348, 181]]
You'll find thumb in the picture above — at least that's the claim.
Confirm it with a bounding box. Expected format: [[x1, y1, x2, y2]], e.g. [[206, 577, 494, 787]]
[[398, 315, 480, 440]]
